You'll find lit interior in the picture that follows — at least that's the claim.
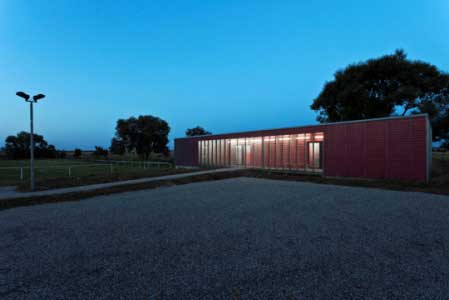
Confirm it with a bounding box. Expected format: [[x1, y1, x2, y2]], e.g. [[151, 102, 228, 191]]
[[198, 132, 324, 172]]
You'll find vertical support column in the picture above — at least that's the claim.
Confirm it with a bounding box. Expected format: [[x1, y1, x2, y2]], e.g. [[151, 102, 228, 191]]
[[267, 137, 272, 169], [229, 139, 232, 166], [244, 138, 247, 167], [273, 136, 278, 169], [288, 135, 291, 169], [207, 140, 210, 167], [279, 137, 284, 169], [198, 141, 201, 167], [261, 136, 265, 169], [214, 140, 218, 167], [216, 140, 220, 166], [29, 101, 35, 191], [303, 133, 307, 171], [220, 139, 224, 166]]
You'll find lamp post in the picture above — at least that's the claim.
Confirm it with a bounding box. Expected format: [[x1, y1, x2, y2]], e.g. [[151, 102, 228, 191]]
[[16, 91, 46, 191]]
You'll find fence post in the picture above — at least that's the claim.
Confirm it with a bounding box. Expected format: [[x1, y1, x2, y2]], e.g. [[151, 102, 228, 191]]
[[20, 167, 23, 180], [68, 167, 71, 177], [110, 164, 113, 173]]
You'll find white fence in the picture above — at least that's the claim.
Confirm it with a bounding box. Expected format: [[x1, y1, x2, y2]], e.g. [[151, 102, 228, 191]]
[[0, 160, 173, 181], [93, 160, 172, 168]]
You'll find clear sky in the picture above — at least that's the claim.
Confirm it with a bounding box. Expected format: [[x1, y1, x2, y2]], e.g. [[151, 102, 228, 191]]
[[1, 0, 448, 150]]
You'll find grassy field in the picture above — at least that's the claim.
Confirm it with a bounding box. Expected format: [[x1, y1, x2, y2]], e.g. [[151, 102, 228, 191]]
[[0, 159, 194, 191], [0, 153, 448, 209], [1, 153, 448, 193], [433, 151, 449, 161]]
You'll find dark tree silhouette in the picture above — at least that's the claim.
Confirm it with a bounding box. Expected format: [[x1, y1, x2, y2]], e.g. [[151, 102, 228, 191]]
[[73, 148, 82, 158], [311, 49, 449, 143], [112, 115, 170, 159], [186, 126, 212, 137], [3, 131, 58, 159], [92, 146, 108, 158], [110, 138, 126, 155]]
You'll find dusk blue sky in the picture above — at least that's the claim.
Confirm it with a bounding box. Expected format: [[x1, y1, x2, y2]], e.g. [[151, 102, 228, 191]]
[[1, 0, 448, 150]]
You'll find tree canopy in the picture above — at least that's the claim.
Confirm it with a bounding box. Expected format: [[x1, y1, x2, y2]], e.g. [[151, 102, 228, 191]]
[[3, 131, 60, 159], [185, 126, 212, 137], [110, 137, 126, 155], [111, 115, 170, 159], [311, 50, 449, 143]]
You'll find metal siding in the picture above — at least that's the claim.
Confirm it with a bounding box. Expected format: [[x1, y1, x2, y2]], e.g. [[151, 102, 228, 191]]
[[365, 121, 387, 179], [323, 116, 427, 182], [346, 123, 365, 177], [175, 115, 428, 182], [174, 138, 199, 167], [323, 125, 345, 177], [296, 135, 306, 169]]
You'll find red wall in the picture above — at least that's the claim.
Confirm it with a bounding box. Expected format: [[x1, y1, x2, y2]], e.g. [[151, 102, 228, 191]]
[[174, 115, 430, 182], [174, 138, 198, 167], [323, 116, 428, 182]]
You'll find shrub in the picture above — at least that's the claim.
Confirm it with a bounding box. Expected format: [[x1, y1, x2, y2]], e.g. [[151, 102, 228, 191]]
[[73, 148, 82, 158], [92, 146, 108, 158]]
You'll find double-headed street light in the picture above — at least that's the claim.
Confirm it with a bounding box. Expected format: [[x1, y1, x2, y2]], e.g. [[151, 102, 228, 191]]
[[16, 91, 46, 191]]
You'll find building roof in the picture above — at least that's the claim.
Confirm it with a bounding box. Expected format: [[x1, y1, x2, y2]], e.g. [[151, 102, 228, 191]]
[[176, 114, 429, 141]]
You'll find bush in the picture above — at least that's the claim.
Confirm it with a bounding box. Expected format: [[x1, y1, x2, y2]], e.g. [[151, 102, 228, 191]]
[[73, 148, 82, 158], [92, 146, 108, 158]]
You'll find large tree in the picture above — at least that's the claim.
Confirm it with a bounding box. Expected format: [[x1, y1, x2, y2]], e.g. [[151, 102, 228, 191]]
[[112, 115, 170, 159], [3, 131, 58, 159], [311, 50, 449, 143], [185, 126, 212, 136]]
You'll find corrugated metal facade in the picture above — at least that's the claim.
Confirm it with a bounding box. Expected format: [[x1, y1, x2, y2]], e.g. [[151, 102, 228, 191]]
[[174, 115, 431, 182]]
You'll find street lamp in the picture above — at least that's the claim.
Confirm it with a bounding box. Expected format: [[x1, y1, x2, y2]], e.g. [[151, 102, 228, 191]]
[[16, 91, 46, 191]]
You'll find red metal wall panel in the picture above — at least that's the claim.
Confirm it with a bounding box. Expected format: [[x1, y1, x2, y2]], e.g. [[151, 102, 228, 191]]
[[365, 121, 387, 179], [174, 138, 199, 167], [323, 116, 428, 182], [174, 115, 429, 182]]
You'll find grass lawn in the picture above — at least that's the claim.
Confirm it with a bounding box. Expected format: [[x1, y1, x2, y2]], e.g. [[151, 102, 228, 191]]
[[0, 154, 448, 210], [1, 153, 448, 193], [0, 159, 197, 191]]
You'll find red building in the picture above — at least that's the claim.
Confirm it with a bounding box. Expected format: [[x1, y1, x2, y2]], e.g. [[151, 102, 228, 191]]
[[174, 115, 432, 182]]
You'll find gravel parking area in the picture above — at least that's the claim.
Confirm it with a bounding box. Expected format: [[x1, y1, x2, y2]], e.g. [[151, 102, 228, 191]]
[[2, 177, 449, 299]]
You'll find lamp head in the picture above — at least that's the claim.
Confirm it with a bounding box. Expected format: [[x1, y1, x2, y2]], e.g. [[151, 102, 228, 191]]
[[33, 94, 45, 102], [16, 91, 30, 101]]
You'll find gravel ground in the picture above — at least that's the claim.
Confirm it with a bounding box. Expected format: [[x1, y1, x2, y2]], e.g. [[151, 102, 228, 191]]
[[1, 177, 449, 299]]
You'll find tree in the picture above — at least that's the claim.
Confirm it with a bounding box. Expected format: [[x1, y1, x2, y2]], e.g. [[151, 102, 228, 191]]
[[186, 126, 212, 137], [3, 131, 58, 159], [311, 50, 449, 143], [92, 146, 108, 158], [112, 115, 170, 159], [110, 138, 126, 155], [73, 148, 82, 158]]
